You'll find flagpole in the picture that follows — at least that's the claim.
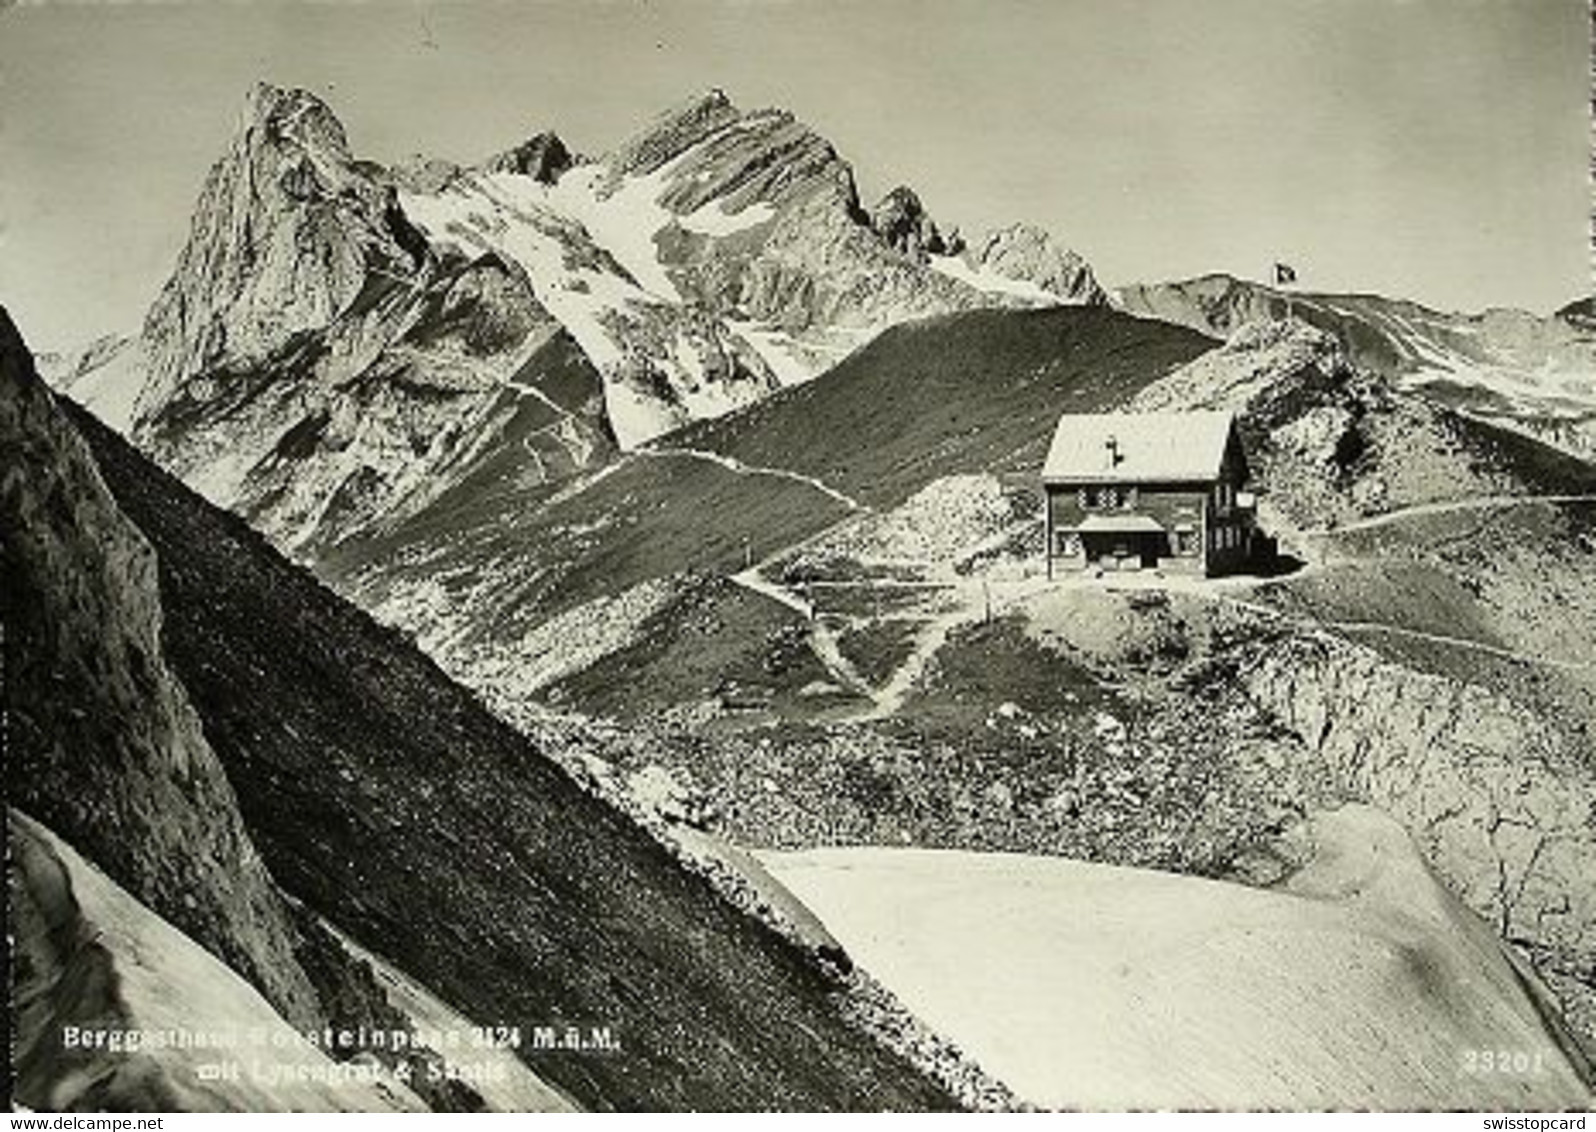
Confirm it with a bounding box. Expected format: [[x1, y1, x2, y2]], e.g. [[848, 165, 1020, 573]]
[[1273, 262, 1296, 323]]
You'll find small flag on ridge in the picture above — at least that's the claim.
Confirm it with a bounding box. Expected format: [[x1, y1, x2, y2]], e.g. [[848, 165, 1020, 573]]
[[1273, 262, 1298, 286]]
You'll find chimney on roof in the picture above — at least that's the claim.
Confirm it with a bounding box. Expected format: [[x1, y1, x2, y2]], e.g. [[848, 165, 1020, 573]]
[[1105, 434, 1122, 467]]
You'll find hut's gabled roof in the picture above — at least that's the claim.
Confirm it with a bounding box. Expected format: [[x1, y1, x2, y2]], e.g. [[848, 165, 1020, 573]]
[[1042, 410, 1237, 484]]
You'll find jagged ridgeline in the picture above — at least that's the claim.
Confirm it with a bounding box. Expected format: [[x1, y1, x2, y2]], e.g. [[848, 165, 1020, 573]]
[[52, 82, 1104, 558], [48, 83, 1595, 573], [1116, 274, 1596, 460]]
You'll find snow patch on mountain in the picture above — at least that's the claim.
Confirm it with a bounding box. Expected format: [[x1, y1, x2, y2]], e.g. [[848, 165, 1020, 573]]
[[680, 199, 776, 237], [929, 254, 1061, 305], [602, 382, 685, 452], [401, 163, 782, 449], [727, 318, 842, 386], [761, 806, 1593, 1109], [540, 164, 683, 301], [400, 182, 631, 367]]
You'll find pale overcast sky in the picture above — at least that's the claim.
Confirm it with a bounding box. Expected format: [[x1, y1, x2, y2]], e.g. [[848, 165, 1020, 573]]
[[0, 0, 1587, 351]]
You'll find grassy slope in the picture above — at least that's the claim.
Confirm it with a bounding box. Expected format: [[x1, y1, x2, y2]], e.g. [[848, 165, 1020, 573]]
[[401, 306, 1210, 716], [544, 575, 858, 721], [834, 620, 922, 689], [69, 404, 957, 1113], [329, 306, 1209, 635], [352, 451, 854, 639], [1445, 413, 1596, 496], [1263, 498, 1596, 746], [676, 305, 1216, 508]]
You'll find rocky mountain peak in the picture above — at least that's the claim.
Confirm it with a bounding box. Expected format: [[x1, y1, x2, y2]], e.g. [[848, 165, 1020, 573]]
[[966, 223, 1105, 304], [79, 83, 1113, 555], [1129, 315, 1348, 417], [608, 87, 745, 176], [390, 153, 466, 194], [243, 82, 351, 159], [484, 129, 574, 182], [138, 82, 428, 418], [871, 185, 948, 261], [1557, 295, 1595, 330]]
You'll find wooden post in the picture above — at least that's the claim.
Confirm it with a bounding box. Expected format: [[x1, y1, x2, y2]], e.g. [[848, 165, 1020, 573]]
[[1202, 493, 1212, 577], [1044, 486, 1053, 581]]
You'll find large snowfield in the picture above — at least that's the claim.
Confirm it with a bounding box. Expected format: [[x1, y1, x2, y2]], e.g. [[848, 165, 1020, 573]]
[[761, 805, 1592, 1110]]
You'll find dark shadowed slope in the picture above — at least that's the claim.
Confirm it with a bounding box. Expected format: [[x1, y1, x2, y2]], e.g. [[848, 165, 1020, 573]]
[[4, 308, 491, 1112], [0, 309, 323, 1032], [323, 431, 853, 630], [673, 305, 1216, 508], [63, 399, 959, 1112]]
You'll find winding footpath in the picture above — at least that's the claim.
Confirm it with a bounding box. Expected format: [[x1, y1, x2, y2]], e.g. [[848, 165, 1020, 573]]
[[644, 446, 867, 511], [725, 489, 1596, 723], [1296, 493, 1596, 538], [728, 564, 878, 699]]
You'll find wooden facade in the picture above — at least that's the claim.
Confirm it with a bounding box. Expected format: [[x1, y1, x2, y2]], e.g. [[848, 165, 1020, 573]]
[[1042, 411, 1256, 578]]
